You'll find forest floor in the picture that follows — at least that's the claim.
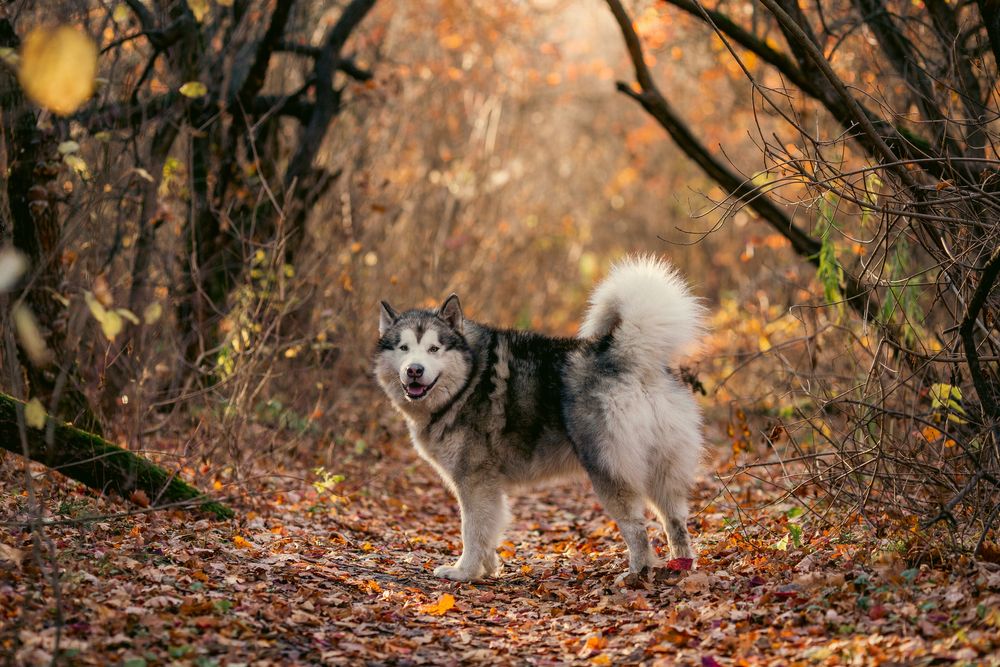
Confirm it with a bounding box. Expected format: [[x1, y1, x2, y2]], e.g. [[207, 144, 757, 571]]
[[2, 416, 999, 666]]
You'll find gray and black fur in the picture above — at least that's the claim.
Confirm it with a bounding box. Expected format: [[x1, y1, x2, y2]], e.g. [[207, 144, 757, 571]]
[[374, 256, 705, 581]]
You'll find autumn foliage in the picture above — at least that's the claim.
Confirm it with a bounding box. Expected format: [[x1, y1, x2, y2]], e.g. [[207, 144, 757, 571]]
[[2, 0, 1000, 664]]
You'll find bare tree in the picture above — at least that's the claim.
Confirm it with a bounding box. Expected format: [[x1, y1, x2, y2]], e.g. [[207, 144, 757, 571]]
[[606, 0, 1000, 549]]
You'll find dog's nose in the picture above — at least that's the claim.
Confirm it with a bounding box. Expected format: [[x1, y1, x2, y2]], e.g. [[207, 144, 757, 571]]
[[406, 364, 424, 379]]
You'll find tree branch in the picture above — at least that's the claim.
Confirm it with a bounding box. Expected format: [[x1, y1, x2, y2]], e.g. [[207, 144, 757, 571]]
[[661, 0, 974, 183], [960, 246, 1000, 419], [851, 0, 957, 153], [236, 0, 296, 110], [606, 0, 907, 336], [284, 0, 377, 191]]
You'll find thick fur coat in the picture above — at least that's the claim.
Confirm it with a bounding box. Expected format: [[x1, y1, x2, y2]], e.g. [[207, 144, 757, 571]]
[[374, 256, 705, 581]]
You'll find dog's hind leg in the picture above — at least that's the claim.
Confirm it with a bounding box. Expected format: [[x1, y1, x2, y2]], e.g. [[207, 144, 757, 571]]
[[434, 482, 508, 581], [588, 471, 656, 574], [648, 476, 694, 560]]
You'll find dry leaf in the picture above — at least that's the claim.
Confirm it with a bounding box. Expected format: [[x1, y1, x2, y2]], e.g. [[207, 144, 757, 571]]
[[421, 593, 455, 615]]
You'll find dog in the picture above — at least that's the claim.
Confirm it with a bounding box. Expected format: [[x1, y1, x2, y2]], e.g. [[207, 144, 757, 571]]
[[374, 255, 705, 581]]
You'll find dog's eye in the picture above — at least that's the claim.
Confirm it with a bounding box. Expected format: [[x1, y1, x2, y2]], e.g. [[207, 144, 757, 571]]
[[399, 344, 409, 352], [428, 345, 440, 353]]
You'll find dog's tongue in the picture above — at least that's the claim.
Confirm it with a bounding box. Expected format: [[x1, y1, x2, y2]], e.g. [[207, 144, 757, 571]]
[[407, 382, 427, 397]]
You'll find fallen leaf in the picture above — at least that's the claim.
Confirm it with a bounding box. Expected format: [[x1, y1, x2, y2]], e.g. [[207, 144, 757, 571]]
[[0, 543, 24, 567], [666, 557, 694, 571], [129, 490, 150, 508], [421, 593, 455, 616]]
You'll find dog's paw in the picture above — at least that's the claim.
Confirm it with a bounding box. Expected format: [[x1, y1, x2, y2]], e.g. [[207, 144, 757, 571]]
[[615, 566, 653, 588], [433, 564, 480, 581]]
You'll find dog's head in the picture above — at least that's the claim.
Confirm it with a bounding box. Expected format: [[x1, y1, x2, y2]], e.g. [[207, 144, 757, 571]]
[[374, 294, 472, 413]]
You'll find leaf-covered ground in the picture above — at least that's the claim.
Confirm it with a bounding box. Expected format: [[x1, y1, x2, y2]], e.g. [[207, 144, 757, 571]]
[[2, 424, 999, 666]]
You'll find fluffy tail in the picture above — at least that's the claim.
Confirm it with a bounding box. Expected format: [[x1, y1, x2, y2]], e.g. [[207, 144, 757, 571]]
[[579, 255, 705, 376]]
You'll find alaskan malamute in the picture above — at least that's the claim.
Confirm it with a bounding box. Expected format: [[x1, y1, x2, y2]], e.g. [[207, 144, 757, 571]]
[[374, 256, 705, 581]]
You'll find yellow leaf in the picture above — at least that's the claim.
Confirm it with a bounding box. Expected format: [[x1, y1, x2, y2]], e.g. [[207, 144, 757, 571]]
[[0, 47, 19, 67], [85, 291, 124, 341], [773, 535, 789, 551], [179, 81, 208, 98], [143, 302, 163, 324], [63, 154, 91, 180], [13, 305, 53, 366], [19, 26, 98, 116], [591, 655, 612, 666], [25, 398, 46, 430], [112, 4, 130, 23], [421, 593, 455, 615], [216, 0, 234, 5], [187, 0, 210, 21], [116, 308, 140, 325], [233, 535, 252, 549]]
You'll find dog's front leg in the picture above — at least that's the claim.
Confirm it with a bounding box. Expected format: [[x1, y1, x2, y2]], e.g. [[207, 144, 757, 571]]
[[434, 482, 508, 582]]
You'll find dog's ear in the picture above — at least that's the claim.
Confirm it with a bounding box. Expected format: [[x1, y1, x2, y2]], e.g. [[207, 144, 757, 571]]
[[438, 293, 463, 333], [379, 301, 399, 337]]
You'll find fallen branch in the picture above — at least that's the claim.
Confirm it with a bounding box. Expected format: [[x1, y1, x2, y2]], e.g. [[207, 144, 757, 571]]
[[0, 392, 233, 519]]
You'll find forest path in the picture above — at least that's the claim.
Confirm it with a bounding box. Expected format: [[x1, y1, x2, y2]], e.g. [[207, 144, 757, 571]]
[[3, 433, 997, 665]]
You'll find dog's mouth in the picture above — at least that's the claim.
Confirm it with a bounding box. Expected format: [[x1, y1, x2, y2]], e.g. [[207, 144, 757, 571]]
[[403, 377, 437, 400]]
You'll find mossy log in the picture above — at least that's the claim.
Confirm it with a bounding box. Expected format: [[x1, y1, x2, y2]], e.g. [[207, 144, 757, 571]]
[[0, 392, 233, 519]]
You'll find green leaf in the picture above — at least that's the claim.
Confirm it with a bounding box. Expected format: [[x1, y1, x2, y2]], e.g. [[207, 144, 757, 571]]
[[785, 506, 804, 520], [788, 523, 803, 548], [815, 194, 842, 309]]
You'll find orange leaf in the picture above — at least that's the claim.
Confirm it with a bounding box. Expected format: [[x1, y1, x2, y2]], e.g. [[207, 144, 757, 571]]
[[921, 426, 942, 442], [585, 636, 608, 651], [421, 592, 455, 615]]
